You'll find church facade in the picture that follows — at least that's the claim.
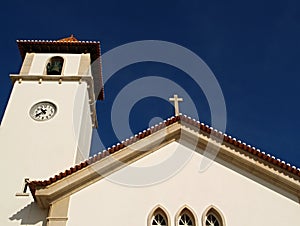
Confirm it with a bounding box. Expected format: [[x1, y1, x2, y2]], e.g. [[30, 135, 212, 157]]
[[0, 37, 299, 226]]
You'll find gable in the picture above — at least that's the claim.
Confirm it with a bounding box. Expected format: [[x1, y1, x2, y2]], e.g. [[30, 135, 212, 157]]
[[28, 115, 300, 209]]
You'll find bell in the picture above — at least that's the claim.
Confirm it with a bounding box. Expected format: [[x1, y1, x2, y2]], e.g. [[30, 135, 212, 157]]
[[47, 57, 63, 75]]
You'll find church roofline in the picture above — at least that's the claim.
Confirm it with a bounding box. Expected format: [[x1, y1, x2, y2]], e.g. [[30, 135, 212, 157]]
[[27, 114, 300, 206]]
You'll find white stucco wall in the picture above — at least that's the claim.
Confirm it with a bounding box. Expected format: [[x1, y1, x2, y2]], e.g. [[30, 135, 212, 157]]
[[67, 142, 300, 226], [0, 80, 92, 225], [28, 54, 81, 76], [74, 86, 92, 163]]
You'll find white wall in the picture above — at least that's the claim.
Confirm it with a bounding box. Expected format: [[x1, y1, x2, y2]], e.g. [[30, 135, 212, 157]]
[[67, 142, 300, 226], [0, 80, 92, 225], [29, 54, 82, 76], [73, 86, 92, 163]]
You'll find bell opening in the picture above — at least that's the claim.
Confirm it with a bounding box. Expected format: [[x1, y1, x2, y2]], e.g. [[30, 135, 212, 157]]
[[46, 56, 64, 75]]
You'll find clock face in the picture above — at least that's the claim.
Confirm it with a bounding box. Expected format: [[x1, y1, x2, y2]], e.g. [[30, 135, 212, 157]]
[[30, 101, 57, 121]]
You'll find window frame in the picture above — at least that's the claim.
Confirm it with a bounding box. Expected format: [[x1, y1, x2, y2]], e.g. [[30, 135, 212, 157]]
[[202, 205, 226, 226], [175, 205, 198, 226], [148, 205, 170, 226]]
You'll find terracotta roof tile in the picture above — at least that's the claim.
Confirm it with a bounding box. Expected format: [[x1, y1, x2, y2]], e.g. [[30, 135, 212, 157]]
[[57, 34, 79, 42], [28, 115, 300, 196]]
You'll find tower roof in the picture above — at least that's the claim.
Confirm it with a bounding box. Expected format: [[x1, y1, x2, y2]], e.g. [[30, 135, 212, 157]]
[[16, 35, 104, 100], [57, 34, 78, 42]]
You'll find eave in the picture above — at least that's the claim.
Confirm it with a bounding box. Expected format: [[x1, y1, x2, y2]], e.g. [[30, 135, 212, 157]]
[[27, 115, 300, 208]]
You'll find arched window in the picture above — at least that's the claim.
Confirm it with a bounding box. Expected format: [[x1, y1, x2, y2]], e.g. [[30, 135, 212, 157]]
[[152, 212, 167, 225], [202, 206, 225, 226], [46, 56, 64, 75], [148, 206, 170, 226], [176, 206, 197, 226]]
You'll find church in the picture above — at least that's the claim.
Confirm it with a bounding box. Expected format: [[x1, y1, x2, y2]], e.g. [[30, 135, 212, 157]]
[[0, 36, 299, 226]]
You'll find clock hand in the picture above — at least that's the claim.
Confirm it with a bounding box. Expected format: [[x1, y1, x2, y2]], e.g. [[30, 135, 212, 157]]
[[35, 111, 42, 117], [41, 108, 47, 114]]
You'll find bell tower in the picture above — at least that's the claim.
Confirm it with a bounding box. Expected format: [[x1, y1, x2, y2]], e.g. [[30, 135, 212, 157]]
[[0, 36, 104, 225]]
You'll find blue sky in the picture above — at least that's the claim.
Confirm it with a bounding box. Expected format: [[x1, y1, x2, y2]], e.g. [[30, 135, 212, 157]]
[[0, 0, 300, 167]]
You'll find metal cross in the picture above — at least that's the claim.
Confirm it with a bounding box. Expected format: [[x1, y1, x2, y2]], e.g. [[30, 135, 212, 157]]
[[169, 94, 183, 116]]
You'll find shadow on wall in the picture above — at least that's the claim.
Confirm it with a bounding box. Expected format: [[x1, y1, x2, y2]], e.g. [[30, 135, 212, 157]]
[[9, 202, 47, 226]]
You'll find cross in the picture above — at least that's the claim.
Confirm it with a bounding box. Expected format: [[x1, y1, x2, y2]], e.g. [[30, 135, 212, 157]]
[[169, 94, 183, 116]]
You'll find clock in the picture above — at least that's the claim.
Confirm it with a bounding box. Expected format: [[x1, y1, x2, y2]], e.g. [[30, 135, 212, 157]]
[[29, 101, 57, 121]]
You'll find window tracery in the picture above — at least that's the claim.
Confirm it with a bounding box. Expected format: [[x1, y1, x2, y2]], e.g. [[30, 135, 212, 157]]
[[149, 206, 169, 226], [203, 206, 225, 226]]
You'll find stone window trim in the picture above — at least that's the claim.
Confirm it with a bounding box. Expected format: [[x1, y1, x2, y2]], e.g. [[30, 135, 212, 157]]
[[148, 205, 171, 226], [202, 205, 226, 226], [175, 205, 198, 226]]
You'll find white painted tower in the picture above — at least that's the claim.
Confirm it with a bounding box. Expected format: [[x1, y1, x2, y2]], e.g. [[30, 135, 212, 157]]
[[0, 36, 103, 225]]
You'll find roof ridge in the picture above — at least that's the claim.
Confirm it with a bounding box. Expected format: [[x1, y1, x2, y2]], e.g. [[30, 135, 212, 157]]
[[57, 34, 78, 42], [28, 114, 300, 190]]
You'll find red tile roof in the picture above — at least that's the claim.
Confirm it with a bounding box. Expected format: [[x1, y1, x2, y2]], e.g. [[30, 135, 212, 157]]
[[57, 34, 78, 42], [28, 114, 300, 195]]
